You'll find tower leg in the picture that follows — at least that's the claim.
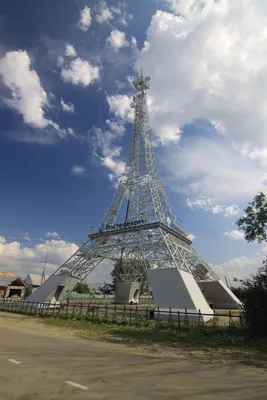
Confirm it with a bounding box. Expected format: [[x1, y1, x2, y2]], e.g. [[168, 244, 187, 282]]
[[198, 280, 242, 309], [147, 268, 213, 322], [25, 274, 79, 304], [114, 282, 140, 304]]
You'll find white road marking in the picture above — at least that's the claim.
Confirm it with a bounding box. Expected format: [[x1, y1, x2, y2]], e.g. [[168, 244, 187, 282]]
[[65, 381, 88, 390], [8, 359, 21, 365]]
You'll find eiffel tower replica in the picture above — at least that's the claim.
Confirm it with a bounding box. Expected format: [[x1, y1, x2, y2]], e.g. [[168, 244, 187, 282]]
[[28, 74, 241, 315]]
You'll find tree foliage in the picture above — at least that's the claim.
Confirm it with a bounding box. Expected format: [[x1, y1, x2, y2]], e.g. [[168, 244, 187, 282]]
[[236, 192, 267, 335], [236, 192, 267, 243], [75, 282, 90, 294], [239, 265, 267, 336], [110, 260, 148, 293]]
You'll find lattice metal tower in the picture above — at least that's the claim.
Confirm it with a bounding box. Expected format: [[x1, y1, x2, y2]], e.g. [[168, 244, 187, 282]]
[[53, 74, 219, 283], [28, 73, 241, 310]]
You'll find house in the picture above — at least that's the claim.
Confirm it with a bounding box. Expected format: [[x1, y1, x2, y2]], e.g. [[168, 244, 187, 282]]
[[24, 274, 44, 297], [0, 276, 27, 299], [100, 283, 115, 295]]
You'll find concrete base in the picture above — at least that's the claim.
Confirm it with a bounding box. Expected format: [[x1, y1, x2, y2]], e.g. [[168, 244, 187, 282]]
[[148, 268, 213, 322], [153, 308, 211, 323], [25, 274, 79, 304], [198, 279, 242, 309], [114, 282, 140, 304]]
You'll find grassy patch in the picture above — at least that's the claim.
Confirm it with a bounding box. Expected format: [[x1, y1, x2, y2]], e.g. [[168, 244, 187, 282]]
[[39, 315, 267, 364]]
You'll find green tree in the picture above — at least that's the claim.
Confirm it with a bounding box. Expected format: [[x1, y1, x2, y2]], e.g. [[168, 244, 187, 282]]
[[236, 192, 267, 335], [110, 260, 148, 293], [236, 192, 267, 242], [74, 282, 90, 294]]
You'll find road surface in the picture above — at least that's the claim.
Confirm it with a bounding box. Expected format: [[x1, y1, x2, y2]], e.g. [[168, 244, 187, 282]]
[[0, 326, 266, 399]]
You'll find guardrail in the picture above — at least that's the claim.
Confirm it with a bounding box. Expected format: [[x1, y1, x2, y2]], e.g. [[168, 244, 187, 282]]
[[0, 298, 244, 332]]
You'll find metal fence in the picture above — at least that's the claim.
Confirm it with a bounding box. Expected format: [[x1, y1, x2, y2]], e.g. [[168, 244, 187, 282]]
[[0, 298, 245, 332]]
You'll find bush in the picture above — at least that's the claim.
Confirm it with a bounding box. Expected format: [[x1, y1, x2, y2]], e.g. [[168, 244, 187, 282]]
[[240, 265, 267, 336]]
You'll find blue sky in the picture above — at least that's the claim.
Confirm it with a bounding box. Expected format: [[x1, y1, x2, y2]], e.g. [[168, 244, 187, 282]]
[[1, 0, 267, 285]]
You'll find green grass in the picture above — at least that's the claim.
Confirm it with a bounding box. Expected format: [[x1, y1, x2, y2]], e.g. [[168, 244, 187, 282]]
[[39, 314, 267, 368]]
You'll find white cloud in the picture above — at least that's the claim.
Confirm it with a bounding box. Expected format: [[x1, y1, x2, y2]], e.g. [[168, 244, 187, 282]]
[[0, 50, 73, 143], [165, 137, 267, 203], [0, 51, 48, 128], [45, 232, 60, 238], [224, 205, 239, 217], [24, 233, 31, 241], [61, 58, 99, 86], [60, 98, 75, 113], [186, 196, 239, 217], [107, 30, 129, 50], [65, 43, 77, 57], [0, 237, 78, 277], [0, 236, 6, 244], [224, 230, 244, 240], [139, 4, 267, 147], [91, 120, 126, 182], [186, 197, 211, 211], [101, 156, 125, 178], [57, 56, 64, 67], [96, 2, 113, 23], [213, 250, 266, 282], [71, 165, 86, 176], [107, 94, 133, 121], [187, 233, 195, 241], [79, 6, 92, 31]]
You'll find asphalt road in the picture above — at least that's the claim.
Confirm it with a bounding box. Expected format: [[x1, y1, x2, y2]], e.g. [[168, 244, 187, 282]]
[[0, 327, 267, 400]]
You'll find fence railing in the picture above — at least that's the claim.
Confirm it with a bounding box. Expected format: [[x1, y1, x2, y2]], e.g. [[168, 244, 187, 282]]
[[0, 298, 245, 332]]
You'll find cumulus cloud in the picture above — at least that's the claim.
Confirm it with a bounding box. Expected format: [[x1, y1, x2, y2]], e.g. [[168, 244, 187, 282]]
[[107, 94, 133, 121], [0, 237, 78, 277], [107, 30, 129, 50], [102, 157, 125, 179], [91, 119, 126, 182], [0, 236, 6, 244], [0, 50, 74, 143], [45, 232, 60, 238], [186, 197, 239, 216], [71, 165, 86, 176], [61, 58, 99, 86], [139, 3, 267, 149], [96, 2, 113, 23], [65, 43, 77, 57], [164, 137, 267, 203], [60, 98, 75, 113], [213, 249, 266, 282], [0, 51, 48, 128], [224, 230, 245, 240], [79, 6, 92, 31], [24, 233, 31, 241]]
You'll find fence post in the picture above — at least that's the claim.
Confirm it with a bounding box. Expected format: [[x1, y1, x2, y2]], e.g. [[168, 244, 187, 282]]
[[239, 313, 244, 330], [229, 310, 235, 328], [105, 304, 108, 320], [177, 310, 181, 331], [184, 308, 189, 329]]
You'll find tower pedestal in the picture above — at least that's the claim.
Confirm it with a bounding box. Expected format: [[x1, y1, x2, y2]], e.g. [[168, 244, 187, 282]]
[[114, 282, 140, 304], [25, 274, 79, 304], [198, 280, 242, 309], [148, 268, 213, 322]]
